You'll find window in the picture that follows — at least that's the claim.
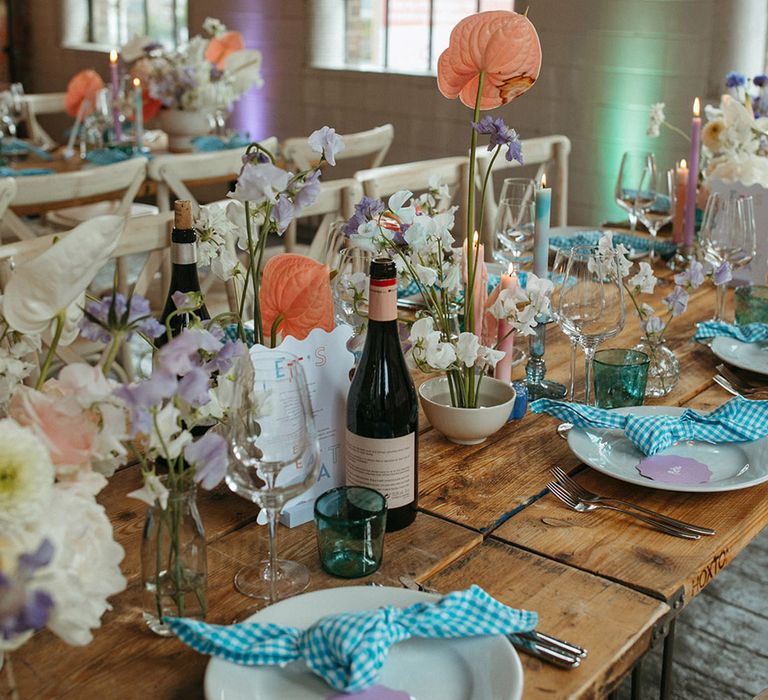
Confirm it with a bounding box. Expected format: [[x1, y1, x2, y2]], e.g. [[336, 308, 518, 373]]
[[312, 0, 516, 74], [64, 0, 188, 49]]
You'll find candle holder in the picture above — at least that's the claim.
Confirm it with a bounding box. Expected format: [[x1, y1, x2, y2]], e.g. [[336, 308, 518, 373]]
[[525, 313, 566, 400]]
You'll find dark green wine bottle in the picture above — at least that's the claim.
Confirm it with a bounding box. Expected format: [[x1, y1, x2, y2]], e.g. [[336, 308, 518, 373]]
[[157, 200, 210, 346], [345, 256, 418, 531]]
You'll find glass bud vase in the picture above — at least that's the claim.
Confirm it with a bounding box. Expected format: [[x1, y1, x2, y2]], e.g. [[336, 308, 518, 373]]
[[634, 336, 680, 398], [141, 476, 207, 636]]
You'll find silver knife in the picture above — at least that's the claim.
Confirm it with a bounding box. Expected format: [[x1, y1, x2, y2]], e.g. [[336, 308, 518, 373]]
[[397, 576, 585, 668]]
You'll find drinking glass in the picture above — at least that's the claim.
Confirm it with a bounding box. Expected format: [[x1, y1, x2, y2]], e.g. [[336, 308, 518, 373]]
[[332, 247, 373, 362], [699, 192, 757, 321], [499, 177, 538, 205], [615, 151, 657, 232], [558, 245, 625, 404], [227, 352, 320, 602], [637, 168, 676, 262], [550, 247, 578, 401], [492, 196, 536, 270]]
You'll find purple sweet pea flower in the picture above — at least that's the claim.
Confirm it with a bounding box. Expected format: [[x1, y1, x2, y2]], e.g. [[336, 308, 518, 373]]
[[471, 116, 524, 164], [172, 291, 192, 309], [713, 260, 733, 286], [229, 162, 291, 204], [754, 74, 768, 87], [308, 126, 345, 166], [663, 286, 689, 317], [114, 370, 178, 435], [185, 432, 229, 490], [725, 71, 747, 88], [673, 260, 705, 289], [177, 367, 212, 407], [80, 293, 164, 343], [272, 194, 294, 234], [643, 315, 664, 335], [341, 196, 385, 237], [294, 169, 322, 212], [1, 539, 55, 641], [204, 339, 247, 374], [156, 328, 223, 375]]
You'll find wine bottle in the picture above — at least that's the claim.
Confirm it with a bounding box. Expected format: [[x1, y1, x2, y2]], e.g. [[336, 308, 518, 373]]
[[157, 200, 210, 345], [346, 257, 418, 531]]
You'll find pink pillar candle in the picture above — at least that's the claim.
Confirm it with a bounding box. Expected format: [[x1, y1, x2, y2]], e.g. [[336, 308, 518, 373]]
[[463, 232, 487, 338], [495, 266, 518, 384], [683, 98, 701, 248]]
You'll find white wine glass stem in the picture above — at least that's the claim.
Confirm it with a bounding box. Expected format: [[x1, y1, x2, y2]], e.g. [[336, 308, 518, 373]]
[[715, 283, 727, 323], [568, 338, 577, 401], [583, 344, 597, 406], [266, 506, 279, 604]]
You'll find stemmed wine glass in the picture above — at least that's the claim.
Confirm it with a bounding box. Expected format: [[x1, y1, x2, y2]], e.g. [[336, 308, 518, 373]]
[[227, 352, 320, 603], [499, 177, 537, 205], [551, 247, 578, 401], [558, 245, 625, 405], [699, 191, 757, 321], [615, 151, 657, 232], [492, 196, 536, 270], [332, 247, 373, 363], [637, 168, 676, 262]]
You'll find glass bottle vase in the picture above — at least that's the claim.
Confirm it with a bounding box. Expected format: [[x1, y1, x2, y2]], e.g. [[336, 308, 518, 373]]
[[634, 336, 680, 398], [141, 476, 207, 636]]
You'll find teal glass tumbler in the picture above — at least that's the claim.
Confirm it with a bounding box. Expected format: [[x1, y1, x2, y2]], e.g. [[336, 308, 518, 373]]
[[735, 285, 768, 325], [314, 486, 387, 579], [593, 348, 650, 409]]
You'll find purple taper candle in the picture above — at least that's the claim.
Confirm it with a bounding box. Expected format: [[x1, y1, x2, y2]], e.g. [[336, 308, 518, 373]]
[[683, 97, 701, 248]]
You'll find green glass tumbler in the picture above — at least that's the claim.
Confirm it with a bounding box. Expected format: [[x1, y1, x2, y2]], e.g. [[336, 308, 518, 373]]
[[593, 348, 650, 409], [735, 286, 768, 325], [314, 486, 387, 579]]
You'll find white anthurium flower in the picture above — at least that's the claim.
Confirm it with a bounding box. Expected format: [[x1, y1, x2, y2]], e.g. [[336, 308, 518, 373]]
[[413, 263, 438, 289], [3, 216, 123, 338], [128, 472, 169, 509], [388, 190, 416, 225], [629, 261, 657, 294], [424, 333, 456, 370], [455, 332, 480, 368], [224, 49, 264, 94]]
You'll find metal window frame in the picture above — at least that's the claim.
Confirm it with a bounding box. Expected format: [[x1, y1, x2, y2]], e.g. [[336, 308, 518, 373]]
[[85, 0, 186, 47]]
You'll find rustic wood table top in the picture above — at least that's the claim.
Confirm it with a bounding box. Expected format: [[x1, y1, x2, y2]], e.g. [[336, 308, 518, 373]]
[[8, 264, 767, 699]]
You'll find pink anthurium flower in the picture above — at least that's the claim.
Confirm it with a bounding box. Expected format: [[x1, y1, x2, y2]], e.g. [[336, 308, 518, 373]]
[[437, 10, 542, 110]]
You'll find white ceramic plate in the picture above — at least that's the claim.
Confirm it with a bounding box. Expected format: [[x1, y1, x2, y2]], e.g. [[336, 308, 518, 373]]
[[204, 586, 523, 700], [710, 336, 768, 376], [567, 406, 768, 493]]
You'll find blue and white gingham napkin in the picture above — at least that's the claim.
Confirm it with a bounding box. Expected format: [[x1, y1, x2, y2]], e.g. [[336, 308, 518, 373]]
[[531, 397, 768, 455], [165, 585, 537, 693], [694, 321, 768, 344], [0, 138, 53, 161]]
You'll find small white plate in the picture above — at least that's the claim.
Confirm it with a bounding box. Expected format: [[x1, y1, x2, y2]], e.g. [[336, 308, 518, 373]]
[[567, 405, 768, 493], [205, 586, 523, 700], [710, 336, 768, 376]]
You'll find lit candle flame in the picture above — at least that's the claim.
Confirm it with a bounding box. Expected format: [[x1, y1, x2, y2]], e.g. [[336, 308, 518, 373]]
[[541, 173, 547, 188], [507, 263, 515, 275], [472, 231, 479, 248], [693, 97, 700, 117], [109, 49, 118, 64], [133, 77, 141, 88], [680, 158, 687, 169]]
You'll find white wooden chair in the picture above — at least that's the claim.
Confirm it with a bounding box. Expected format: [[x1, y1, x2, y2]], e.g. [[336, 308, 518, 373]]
[[147, 136, 279, 212], [354, 156, 471, 241], [0, 178, 17, 223], [282, 124, 394, 172], [475, 134, 571, 252], [19, 92, 67, 150]]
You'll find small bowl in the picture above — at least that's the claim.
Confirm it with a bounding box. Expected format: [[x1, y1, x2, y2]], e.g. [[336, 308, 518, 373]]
[[418, 376, 516, 445]]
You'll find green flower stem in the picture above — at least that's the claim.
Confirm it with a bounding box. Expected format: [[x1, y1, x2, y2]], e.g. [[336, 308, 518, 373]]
[[36, 311, 66, 389], [244, 201, 264, 345], [100, 330, 124, 377], [663, 122, 692, 142], [270, 313, 284, 348], [476, 145, 502, 246]]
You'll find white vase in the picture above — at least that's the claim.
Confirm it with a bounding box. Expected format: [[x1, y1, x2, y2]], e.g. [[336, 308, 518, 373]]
[[418, 376, 516, 445], [157, 109, 212, 152]]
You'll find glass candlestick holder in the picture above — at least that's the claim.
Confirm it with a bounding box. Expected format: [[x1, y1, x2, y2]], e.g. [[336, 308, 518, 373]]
[[526, 313, 566, 400]]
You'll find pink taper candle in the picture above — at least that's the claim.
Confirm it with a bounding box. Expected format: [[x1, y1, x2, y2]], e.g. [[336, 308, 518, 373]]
[[495, 264, 517, 384], [462, 232, 487, 338], [683, 98, 701, 248], [672, 159, 688, 245], [110, 49, 122, 143]]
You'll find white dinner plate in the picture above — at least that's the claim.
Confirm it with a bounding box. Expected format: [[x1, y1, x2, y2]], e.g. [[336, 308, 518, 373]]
[[567, 406, 768, 493], [204, 586, 523, 700], [710, 336, 768, 376]]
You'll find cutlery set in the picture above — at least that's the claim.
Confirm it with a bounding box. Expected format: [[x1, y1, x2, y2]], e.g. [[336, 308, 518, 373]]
[[714, 364, 768, 400]]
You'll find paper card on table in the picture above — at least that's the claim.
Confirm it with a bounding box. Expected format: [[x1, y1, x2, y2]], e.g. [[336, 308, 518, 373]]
[[249, 326, 353, 527], [635, 454, 712, 484]]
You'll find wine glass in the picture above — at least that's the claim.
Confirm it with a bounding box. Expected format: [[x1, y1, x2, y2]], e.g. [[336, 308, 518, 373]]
[[492, 197, 536, 270], [699, 191, 757, 321], [550, 247, 578, 401], [558, 245, 625, 405], [227, 352, 320, 603], [499, 177, 537, 205], [332, 247, 373, 362], [615, 151, 657, 232], [637, 168, 676, 262]]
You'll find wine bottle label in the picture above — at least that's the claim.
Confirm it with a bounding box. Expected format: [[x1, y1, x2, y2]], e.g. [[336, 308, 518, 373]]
[[171, 242, 197, 265], [345, 430, 415, 509], [368, 278, 397, 322]]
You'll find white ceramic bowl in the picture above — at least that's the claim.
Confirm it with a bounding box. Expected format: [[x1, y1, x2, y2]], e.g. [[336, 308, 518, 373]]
[[418, 376, 516, 445]]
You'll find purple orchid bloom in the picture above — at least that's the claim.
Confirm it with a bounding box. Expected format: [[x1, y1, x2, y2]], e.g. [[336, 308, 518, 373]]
[[472, 116, 524, 163], [1, 539, 55, 641], [185, 432, 229, 490], [663, 286, 689, 317]]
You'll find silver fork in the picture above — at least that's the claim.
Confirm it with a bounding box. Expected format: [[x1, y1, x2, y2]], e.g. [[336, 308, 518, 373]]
[[546, 481, 701, 539], [716, 364, 768, 393], [550, 466, 715, 536]]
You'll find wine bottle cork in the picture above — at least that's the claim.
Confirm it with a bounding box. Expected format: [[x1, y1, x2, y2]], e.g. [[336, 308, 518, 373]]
[[174, 200, 193, 229]]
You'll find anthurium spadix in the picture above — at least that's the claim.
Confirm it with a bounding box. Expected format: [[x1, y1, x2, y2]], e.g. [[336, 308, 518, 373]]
[[4, 215, 124, 341]]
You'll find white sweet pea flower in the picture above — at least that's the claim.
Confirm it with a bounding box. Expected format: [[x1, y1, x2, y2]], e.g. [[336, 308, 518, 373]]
[[211, 247, 242, 281], [388, 190, 416, 225], [403, 216, 432, 252], [433, 210, 457, 251], [440, 259, 462, 293], [228, 162, 290, 205], [128, 472, 170, 509], [413, 263, 438, 288], [455, 332, 480, 368], [224, 49, 264, 94], [423, 333, 456, 370], [149, 404, 192, 460], [350, 219, 381, 254], [629, 261, 657, 294], [3, 216, 123, 340], [477, 345, 506, 369], [513, 305, 539, 336], [409, 316, 435, 341], [647, 102, 666, 137], [308, 126, 345, 166], [640, 302, 656, 318]]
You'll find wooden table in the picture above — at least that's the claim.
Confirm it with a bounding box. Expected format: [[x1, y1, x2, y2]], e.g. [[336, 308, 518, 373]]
[[7, 268, 767, 699]]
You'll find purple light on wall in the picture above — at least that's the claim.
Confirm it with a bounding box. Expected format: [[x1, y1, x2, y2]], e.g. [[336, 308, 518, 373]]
[[229, 7, 271, 140]]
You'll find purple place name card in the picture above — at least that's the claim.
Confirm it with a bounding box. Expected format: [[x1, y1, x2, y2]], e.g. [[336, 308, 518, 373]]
[[635, 455, 713, 484], [327, 686, 413, 700]]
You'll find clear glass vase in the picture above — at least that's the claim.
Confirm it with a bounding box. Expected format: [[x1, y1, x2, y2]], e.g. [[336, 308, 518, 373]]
[[141, 476, 207, 636], [634, 336, 680, 398]]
